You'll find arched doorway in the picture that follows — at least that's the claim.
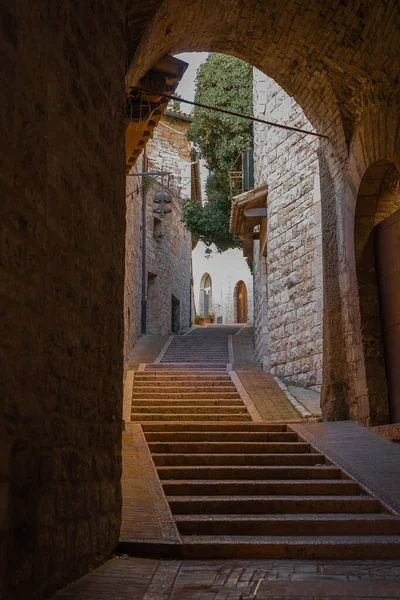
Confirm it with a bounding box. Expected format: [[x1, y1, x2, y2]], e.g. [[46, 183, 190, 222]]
[[234, 280, 248, 323], [354, 160, 400, 424], [199, 272, 213, 317]]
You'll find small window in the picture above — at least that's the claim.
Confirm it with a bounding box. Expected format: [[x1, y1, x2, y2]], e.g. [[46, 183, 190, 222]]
[[153, 217, 162, 238]]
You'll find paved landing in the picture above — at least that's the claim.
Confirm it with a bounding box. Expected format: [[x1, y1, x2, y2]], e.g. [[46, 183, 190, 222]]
[[237, 371, 301, 421], [124, 334, 169, 370], [292, 420, 400, 515], [121, 425, 179, 544], [51, 557, 400, 598]]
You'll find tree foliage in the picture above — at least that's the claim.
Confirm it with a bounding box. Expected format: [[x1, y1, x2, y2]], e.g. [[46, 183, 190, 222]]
[[182, 194, 240, 252], [181, 54, 253, 253], [187, 54, 253, 198]]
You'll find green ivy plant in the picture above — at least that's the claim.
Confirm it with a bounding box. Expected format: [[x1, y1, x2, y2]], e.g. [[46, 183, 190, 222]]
[[181, 53, 253, 252]]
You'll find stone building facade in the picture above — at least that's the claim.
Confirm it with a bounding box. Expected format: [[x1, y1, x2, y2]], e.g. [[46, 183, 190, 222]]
[[192, 242, 253, 324], [124, 111, 193, 363], [252, 70, 324, 390]]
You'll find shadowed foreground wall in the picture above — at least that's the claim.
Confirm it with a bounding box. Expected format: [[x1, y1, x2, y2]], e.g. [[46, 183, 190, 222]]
[[0, 1, 126, 597]]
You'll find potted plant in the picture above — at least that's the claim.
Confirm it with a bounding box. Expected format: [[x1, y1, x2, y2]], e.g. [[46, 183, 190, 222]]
[[203, 313, 215, 324], [195, 314, 204, 326]]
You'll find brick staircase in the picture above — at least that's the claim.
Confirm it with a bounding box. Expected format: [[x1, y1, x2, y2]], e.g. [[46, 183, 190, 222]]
[[130, 370, 400, 558], [132, 369, 249, 422], [128, 328, 400, 559]]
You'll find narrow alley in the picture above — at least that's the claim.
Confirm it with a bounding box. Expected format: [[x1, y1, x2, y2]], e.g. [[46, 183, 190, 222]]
[[3, 3, 400, 598], [52, 326, 400, 599]]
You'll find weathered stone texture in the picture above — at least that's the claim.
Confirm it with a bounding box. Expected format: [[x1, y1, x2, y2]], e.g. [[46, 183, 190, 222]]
[[1, 1, 126, 597], [253, 71, 324, 389], [126, 0, 400, 424], [124, 113, 192, 361], [253, 247, 268, 367]]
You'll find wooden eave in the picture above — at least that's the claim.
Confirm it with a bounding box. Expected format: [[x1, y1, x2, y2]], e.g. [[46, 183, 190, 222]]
[[230, 185, 268, 261], [230, 184, 268, 237], [125, 55, 188, 173]]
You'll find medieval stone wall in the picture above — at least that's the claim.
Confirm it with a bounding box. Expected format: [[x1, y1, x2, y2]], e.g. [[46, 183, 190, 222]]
[[253, 70, 324, 389], [124, 113, 192, 362], [1, 1, 126, 597]]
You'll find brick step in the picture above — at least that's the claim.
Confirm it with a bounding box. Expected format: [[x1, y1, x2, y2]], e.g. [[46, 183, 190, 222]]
[[144, 365, 227, 370], [162, 354, 229, 357], [178, 536, 400, 560], [133, 400, 244, 407], [133, 405, 246, 415], [141, 423, 288, 432], [138, 363, 229, 377], [161, 479, 361, 496], [162, 350, 228, 354], [132, 413, 252, 422], [156, 465, 340, 479], [152, 453, 325, 466], [135, 376, 232, 382], [145, 431, 298, 442], [167, 496, 382, 515], [175, 514, 400, 536], [148, 441, 310, 453], [133, 380, 235, 387], [132, 391, 241, 399], [160, 359, 228, 363]]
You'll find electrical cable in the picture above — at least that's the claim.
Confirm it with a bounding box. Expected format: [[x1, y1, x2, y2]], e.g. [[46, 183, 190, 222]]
[[129, 88, 329, 140]]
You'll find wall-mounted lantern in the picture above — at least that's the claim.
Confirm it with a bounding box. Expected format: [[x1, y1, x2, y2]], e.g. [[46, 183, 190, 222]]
[[204, 247, 213, 260], [153, 189, 172, 216]]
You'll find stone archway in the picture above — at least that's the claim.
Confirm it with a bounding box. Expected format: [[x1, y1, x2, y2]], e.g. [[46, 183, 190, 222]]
[[354, 161, 400, 425], [234, 280, 248, 323]]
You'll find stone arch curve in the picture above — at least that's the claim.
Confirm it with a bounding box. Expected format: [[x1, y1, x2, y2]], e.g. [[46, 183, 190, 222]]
[[340, 108, 400, 425]]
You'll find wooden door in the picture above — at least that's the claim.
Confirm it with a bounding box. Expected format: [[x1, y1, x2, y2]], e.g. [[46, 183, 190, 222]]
[[375, 209, 400, 423], [236, 281, 248, 324]]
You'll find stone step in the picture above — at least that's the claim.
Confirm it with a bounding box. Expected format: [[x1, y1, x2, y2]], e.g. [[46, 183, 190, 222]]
[[133, 380, 235, 387], [133, 399, 244, 407], [144, 365, 227, 370], [167, 496, 383, 515], [156, 465, 341, 480], [160, 359, 228, 363], [132, 405, 246, 414], [132, 391, 241, 399], [145, 432, 298, 442], [161, 480, 361, 496], [152, 453, 325, 466], [175, 514, 400, 536], [148, 441, 310, 453], [178, 535, 400, 560], [135, 375, 232, 382], [140, 423, 287, 432], [132, 413, 252, 422]]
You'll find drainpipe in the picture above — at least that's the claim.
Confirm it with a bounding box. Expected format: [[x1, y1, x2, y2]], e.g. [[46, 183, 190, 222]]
[[141, 149, 147, 334]]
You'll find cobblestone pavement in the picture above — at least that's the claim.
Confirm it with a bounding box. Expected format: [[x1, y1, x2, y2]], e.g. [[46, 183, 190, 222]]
[[52, 557, 400, 599], [238, 370, 301, 421]]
